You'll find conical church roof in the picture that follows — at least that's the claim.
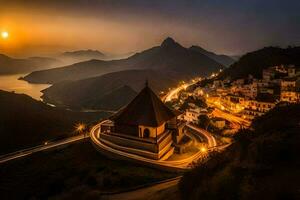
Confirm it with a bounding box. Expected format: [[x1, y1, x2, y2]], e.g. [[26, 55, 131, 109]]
[[111, 83, 177, 127]]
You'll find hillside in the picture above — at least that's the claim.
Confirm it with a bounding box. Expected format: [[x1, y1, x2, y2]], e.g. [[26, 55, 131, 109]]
[[23, 37, 223, 84], [0, 54, 62, 75], [0, 90, 108, 154], [179, 103, 300, 200], [41, 69, 180, 110], [189, 46, 235, 67], [0, 140, 177, 199], [22, 59, 123, 84], [218, 46, 300, 81]]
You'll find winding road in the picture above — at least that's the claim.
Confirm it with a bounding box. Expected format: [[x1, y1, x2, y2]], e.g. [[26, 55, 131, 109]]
[[186, 123, 217, 147], [90, 120, 219, 171], [211, 108, 251, 128], [0, 135, 86, 164], [163, 82, 194, 102]]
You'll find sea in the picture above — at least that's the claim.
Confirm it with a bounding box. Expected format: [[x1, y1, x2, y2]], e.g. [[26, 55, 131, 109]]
[[0, 74, 51, 100]]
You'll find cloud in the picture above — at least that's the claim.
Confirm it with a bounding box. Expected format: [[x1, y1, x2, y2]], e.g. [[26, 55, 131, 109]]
[[1, 0, 299, 56]]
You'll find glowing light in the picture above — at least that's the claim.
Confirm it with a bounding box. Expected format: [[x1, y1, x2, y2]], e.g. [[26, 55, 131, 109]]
[[200, 147, 207, 153], [1, 31, 9, 39], [75, 123, 86, 132]]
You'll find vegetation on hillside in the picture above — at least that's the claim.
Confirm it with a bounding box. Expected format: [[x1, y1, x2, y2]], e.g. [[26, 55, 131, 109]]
[[179, 96, 207, 111], [179, 103, 300, 200], [219, 46, 300, 81], [41, 69, 182, 110], [0, 90, 108, 154]]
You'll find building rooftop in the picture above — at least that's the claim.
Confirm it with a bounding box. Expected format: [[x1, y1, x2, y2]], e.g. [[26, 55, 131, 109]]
[[111, 83, 177, 127]]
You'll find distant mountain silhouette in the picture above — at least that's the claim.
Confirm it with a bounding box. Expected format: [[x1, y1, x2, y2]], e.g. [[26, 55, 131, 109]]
[[24, 37, 223, 83], [62, 49, 105, 57], [0, 54, 62, 75], [41, 69, 180, 110], [189, 45, 235, 67], [218, 46, 300, 80], [60, 49, 106, 63], [0, 90, 107, 154], [23, 59, 121, 84]]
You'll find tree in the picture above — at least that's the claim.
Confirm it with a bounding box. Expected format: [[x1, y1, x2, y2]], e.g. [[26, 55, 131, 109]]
[[198, 114, 210, 130]]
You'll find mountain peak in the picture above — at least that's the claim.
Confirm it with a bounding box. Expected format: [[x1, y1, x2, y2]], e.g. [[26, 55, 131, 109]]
[[161, 37, 178, 48]]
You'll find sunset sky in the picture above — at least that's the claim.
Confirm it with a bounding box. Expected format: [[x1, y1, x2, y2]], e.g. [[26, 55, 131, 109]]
[[0, 0, 299, 57]]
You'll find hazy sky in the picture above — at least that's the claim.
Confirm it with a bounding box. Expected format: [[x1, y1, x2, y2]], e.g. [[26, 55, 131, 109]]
[[0, 0, 299, 57]]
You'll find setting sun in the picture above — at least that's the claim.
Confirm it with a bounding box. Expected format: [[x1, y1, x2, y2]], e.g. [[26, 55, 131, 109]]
[[1, 31, 9, 39]]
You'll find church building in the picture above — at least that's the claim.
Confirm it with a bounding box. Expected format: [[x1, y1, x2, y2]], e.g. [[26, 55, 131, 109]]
[[99, 82, 184, 160]]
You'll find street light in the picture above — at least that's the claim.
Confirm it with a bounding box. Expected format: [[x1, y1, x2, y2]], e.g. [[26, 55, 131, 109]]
[[75, 123, 86, 137], [200, 147, 207, 153]]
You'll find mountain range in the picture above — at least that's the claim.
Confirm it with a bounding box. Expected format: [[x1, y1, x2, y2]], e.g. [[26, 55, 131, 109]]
[[28, 37, 229, 110], [0, 54, 62, 75], [23, 37, 225, 84]]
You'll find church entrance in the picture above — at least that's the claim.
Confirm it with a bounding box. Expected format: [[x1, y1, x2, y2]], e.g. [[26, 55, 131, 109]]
[[143, 128, 150, 138]]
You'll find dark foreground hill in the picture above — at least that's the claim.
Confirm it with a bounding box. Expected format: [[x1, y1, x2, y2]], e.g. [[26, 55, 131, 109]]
[[0, 140, 178, 199], [0, 90, 108, 154], [0, 54, 62, 75], [179, 103, 300, 200], [23, 37, 223, 84], [218, 46, 300, 81], [41, 69, 180, 110]]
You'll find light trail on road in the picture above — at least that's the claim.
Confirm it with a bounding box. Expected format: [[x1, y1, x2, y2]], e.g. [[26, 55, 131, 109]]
[[186, 123, 217, 147], [212, 108, 251, 128], [0, 135, 86, 164], [90, 120, 220, 171], [163, 82, 194, 102]]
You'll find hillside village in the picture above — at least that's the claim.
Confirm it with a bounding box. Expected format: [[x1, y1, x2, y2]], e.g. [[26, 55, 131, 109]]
[[167, 64, 300, 133]]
